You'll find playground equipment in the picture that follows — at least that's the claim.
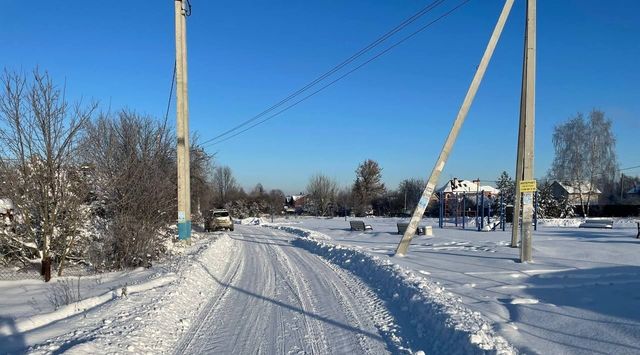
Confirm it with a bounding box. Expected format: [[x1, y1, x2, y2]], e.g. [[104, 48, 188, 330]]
[[437, 190, 538, 231]]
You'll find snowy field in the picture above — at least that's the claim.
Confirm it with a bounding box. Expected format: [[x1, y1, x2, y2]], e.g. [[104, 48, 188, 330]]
[[0, 217, 638, 354], [266, 216, 640, 355]]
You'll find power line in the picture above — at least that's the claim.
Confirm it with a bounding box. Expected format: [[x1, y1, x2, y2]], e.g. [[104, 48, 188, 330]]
[[469, 164, 640, 185], [202, 0, 472, 148], [619, 164, 640, 172], [164, 61, 177, 123], [198, 0, 450, 147]]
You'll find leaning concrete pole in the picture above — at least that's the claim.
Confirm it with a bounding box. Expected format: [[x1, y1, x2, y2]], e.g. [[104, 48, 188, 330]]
[[520, 0, 536, 262], [510, 20, 528, 249], [395, 0, 514, 256], [175, 0, 191, 240]]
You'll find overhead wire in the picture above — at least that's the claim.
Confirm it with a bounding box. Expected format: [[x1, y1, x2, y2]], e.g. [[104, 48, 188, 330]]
[[164, 61, 177, 124], [198, 0, 451, 147], [202, 0, 472, 148]]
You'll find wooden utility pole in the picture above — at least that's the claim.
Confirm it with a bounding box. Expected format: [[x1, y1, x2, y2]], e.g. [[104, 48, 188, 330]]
[[395, 0, 514, 256], [514, 0, 536, 262], [175, 0, 191, 240]]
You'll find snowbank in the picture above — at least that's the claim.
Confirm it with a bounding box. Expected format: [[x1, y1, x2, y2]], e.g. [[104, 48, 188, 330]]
[[2, 233, 235, 354], [266, 224, 515, 355], [237, 216, 267, 225], [1, 275, 176, 335], [538, 217, 639, 228]]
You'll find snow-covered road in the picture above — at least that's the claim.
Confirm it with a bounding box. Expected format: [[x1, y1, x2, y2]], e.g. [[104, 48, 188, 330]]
[[175, 227, 392, 354], [2, 223, 512, 354]]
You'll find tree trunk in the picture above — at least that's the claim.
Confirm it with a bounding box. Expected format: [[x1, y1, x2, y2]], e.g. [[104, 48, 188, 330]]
[[57, 234, 77, 277], [42, 256, 52, 282]]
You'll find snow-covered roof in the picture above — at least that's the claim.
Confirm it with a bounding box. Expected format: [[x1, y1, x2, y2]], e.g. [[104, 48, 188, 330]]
[[0, 198, 14, 214], [437, 179, 500, 195], [555, 181, 601, 194]]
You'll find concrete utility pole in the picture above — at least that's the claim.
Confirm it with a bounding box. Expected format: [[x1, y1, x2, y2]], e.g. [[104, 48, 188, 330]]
[[514, 0, 536, 262], [395, 0, 514, 256], [510, 42, 527, 248], [175, 0, 191, 240]]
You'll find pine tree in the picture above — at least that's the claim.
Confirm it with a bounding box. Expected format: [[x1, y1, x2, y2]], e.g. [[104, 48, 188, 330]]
[[495, 171, 515, 205]]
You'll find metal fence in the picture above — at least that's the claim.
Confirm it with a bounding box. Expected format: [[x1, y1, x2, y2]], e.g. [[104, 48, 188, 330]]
[[0, 263, 100, 281]]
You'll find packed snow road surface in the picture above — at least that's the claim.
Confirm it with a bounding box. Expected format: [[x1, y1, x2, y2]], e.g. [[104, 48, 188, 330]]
[[175, 226, 391, 354]]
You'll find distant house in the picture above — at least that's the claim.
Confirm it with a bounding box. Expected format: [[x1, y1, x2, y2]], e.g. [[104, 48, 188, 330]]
[[550, 181, 601, 205], [285, 194, 307, 214], [1, 198, 15, 228], [626, 184, 640, 196], [437, 178, 500, 199]]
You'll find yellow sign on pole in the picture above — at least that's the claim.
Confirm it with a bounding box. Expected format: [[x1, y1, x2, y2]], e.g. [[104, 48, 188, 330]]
[[519, 179, 537, 192]]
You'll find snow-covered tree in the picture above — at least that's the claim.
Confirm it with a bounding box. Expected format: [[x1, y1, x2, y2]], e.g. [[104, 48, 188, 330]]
[[495, 171, 515, 206], [550, 110, 618, 216], [80, 111, 176, 269], [0, 70, 96, 280], [536, 180, 560, 218]]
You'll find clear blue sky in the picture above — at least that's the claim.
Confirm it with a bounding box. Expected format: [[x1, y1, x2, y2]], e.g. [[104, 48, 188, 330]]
[[3, 0, 638, 194]]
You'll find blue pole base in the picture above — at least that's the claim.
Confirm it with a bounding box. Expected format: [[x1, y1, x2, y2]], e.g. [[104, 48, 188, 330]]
[[178, 221, 191, 240]]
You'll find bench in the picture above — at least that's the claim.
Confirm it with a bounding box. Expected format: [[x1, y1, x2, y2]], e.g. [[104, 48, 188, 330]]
[[578, 219, 614, 229], [350, 220, 372, 231], [397, 222, 432, 236]]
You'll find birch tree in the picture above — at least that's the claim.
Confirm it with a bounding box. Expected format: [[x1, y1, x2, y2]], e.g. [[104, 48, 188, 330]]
[[550, 110, 618, 216]]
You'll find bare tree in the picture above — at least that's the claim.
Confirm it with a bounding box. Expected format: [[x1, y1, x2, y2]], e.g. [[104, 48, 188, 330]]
[[267, 189, 285, 220], [80, 110, 176, 269], [550, 110, 618, 216], [352, 159, 386, 216], [335, 187, 353, 217], [250, 183, 266, 198], [397, 178, 425, 213], [306, 174, 338, 216], [189, 144, 215, 221], [0, 69, 96, 281], [212, 166, 238, 207]]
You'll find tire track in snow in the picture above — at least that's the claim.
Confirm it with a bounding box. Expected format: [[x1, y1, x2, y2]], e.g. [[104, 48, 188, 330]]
[[268, 231, 330, 354], [174, 226, 390, 354], [173, 236, 246, 354]]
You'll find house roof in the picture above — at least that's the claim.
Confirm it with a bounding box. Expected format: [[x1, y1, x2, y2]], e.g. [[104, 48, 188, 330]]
[[0, 198, 14, 214], [555, 181, 602, 194], [437, 179, 500, 194], [286, 194, 306, 202]]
